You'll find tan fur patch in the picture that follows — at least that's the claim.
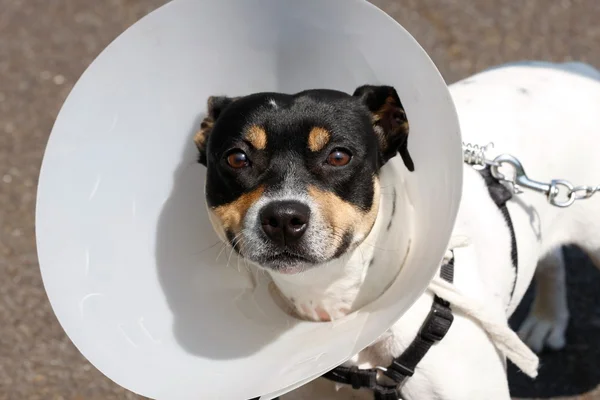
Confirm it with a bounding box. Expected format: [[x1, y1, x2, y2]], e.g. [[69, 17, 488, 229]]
[[195, 95, 243, 152], [307, 179, 380, 249], [212, 185, 265, 233], [372, 125, 387, 152], [377, 95, 400, 113], [372, 96, 409, 150], [194, 117, 214, 151], [307, 127, 331, 152], [245, 125, 267, 150]]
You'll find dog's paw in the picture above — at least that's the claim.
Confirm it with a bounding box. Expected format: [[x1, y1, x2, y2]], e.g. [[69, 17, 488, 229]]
[[517, 312, 568, 353]]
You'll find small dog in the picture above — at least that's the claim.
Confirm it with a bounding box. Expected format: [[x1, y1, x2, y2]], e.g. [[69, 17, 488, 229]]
[[194, 61, 600, 399]]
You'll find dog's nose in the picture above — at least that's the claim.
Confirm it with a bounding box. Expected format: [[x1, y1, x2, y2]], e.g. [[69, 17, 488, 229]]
[[260, 201, 310, 245]]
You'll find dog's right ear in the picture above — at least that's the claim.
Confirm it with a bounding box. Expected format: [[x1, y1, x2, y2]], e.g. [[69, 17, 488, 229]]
[[194, 96, 238, 165]]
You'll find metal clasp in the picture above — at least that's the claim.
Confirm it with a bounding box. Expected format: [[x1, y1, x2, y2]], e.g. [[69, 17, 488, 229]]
[[548, 180, 576, 208], [490, 154, 550, 195], [490, 154, 577, 207], [463, 142, 599, 208]]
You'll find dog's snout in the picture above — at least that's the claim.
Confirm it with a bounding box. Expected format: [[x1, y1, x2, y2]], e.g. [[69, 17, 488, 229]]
[[260, 201, 310, 245]]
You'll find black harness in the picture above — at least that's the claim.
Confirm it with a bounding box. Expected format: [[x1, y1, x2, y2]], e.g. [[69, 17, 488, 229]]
[[250, 167, 518, 400], [478, 166, 519, 298], [320, 256, 455, 400]]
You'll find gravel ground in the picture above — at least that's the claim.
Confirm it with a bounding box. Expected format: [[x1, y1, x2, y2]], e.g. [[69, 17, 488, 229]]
[[1, 0, 599, 399]]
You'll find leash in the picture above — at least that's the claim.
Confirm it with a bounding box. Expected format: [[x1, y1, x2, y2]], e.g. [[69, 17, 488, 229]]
[[321, 255, 455, 400], [463, 142, 600, 208]]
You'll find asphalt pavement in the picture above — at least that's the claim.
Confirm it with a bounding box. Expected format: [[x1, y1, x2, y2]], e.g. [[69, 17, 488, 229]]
[[1, 0, 599, 398]]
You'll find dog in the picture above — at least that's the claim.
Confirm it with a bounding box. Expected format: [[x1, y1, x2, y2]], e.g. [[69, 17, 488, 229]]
[[194, 61, 600, 399]]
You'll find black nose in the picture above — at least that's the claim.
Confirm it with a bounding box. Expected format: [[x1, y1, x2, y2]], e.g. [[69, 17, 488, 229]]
[[260, 201, 310, 245]]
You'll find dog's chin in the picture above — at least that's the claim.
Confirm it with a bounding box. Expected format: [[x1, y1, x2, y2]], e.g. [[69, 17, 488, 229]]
[[252, 252, 318, 275]]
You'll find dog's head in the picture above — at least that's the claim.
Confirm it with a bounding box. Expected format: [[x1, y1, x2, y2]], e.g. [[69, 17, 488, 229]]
[[195, 85, 412, 274]]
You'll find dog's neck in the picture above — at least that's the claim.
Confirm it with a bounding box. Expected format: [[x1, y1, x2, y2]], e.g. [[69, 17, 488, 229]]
[[269, 178, 413, 322]]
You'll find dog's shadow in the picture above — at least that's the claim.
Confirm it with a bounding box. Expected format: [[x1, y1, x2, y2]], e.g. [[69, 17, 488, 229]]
[[508, 245, 600, 398], [155, 118, 294, 360]]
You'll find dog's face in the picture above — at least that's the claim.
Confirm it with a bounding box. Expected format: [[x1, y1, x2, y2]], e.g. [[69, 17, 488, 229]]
[[195, 85, 412, 274]]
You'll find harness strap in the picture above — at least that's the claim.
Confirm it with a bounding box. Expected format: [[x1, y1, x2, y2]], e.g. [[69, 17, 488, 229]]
[[323, 366, 399, 400], [478, 166, 518, 299], [321, 255, 455, 400]]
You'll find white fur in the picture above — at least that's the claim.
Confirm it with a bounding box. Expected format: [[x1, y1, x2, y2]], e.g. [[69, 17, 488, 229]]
[[268, 168, 413, 321], [275, 61, 600, 400]]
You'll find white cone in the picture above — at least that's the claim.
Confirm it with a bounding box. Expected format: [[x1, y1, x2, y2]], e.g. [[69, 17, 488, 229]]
[[36, 0, 463, 398]]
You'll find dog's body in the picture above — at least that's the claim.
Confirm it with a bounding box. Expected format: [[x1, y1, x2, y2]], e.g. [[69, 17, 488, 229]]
[[197, 62, 600, 400]]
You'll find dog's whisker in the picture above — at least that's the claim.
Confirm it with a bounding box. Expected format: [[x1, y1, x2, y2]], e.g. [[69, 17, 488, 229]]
[[216, 233, 242, 262], [223, 233, 244, 269], [229, 235, 244, 254], [226, 247, 236, 270], [190, 240, 223, 257], [215, 242, 228, 262]]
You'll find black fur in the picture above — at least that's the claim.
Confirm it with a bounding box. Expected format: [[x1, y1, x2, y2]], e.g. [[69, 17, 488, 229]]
[[352, 85, 413, 171], [199, 87, 412, 212], [333, 231, 354, 259], [387, 188, 397, 231]]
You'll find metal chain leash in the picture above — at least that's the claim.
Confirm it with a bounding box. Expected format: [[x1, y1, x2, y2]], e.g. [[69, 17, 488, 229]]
[[462, 142, 600, 208]]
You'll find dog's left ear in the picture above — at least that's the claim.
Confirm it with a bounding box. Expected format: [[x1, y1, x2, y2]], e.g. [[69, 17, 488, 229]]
[[353, 85, 414, 171], [194, 95, 238, 165]]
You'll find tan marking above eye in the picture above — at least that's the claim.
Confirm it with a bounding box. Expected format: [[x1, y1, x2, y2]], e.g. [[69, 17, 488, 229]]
[[308, 127, 331, 152], [245, 125, 267, 150], [212, 185, 265, 233], [307, 179, 380, 249]]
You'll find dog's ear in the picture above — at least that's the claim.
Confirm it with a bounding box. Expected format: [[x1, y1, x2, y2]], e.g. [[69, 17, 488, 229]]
[[353, 85, 413, 171], [194, 95, 238, 165]]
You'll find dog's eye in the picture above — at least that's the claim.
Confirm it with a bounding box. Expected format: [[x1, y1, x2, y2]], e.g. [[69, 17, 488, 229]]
[[326, 149, 351, 167], [226, 150, 250, 169]]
